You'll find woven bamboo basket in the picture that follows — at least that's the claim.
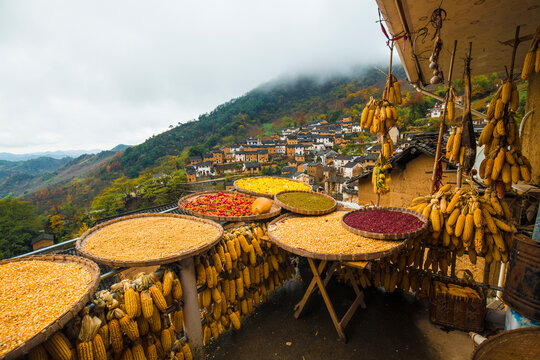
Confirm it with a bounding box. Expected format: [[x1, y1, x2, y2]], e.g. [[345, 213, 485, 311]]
[[274, 190, 337, 216], [429, 277, 486, 332], [178, 190, 282, 222], [0, 254, 100, 360], [472, 327, 540, 360], [76, 213, 223, 268], [267, 213, 408, 261], [233, 176, 311, 199], [340, 207, 428, 240]]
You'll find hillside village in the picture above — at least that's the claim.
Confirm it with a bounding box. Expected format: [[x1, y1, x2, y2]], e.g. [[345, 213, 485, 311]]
[[184, 116, 400, 202]]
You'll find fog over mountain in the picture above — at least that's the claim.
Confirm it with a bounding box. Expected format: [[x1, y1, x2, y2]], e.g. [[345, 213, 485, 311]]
[[0, 1, 389, 154]]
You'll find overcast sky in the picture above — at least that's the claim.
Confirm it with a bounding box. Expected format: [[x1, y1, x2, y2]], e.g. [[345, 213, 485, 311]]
[[0, 1, 389, 154]]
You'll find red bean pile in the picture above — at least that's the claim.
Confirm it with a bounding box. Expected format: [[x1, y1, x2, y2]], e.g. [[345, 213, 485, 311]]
[[344, 209, 424, 234]]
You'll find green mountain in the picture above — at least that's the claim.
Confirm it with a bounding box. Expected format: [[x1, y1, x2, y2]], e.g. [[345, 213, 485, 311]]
[[119, 67, 401, 177]]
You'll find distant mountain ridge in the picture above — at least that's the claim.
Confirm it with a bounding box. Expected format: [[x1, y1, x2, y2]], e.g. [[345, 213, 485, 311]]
[[0, 145, 131, 161], [0, 145, 131, 199]]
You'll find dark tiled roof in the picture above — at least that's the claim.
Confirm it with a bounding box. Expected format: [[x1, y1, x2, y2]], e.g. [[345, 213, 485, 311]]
[[347, 137, 448, 184], [244, 162, 260, 169]]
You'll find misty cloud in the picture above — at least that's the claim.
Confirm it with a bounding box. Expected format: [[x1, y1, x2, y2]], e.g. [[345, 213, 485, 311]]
[[0, 0, 389, 153]]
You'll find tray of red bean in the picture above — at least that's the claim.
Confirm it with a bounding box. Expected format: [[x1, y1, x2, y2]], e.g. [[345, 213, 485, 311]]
[[341, 207, 428, 240], [178, 190, 282, 222]]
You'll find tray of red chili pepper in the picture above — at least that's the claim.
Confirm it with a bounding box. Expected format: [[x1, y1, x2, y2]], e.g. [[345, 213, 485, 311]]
[[341, 207, 428, 240], [178, 191, 282, 222]]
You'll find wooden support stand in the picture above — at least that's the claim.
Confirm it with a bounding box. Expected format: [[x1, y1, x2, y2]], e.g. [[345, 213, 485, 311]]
[[294, 259, 367, 342]]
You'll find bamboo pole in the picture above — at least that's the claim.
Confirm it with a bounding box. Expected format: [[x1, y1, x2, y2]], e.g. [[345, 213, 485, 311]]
[[457, 42, 473, 188], [509, 26, 521, 80], [430, 40, 458, 194]]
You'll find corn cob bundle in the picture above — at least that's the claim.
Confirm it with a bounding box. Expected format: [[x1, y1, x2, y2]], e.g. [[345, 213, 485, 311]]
[[372, 162, 392, 195], [521, 25, 540, 80], [360, 72, 402, 195], [76, 314, 102, 360], [194, 221, 294, 345], [478, 76, 532, 193], [446, 86, 457, 122], [409, 185, 516, 264], [44, 332, 75, 360], [433, 280, 482, 299]]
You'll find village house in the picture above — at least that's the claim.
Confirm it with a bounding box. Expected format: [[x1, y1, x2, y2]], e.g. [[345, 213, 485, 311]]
[[292, 172, 313, 185], [343, 161, 363, 178], [257, 150, 269, 163], [246, 138, 260, 146], [194, 161, 214, 177], [333, 154, 355, 168], [188, 156, 202, 165], [307, 163, 324, 182], [245, 151, 258, 162], [31, 233, 54, 251], [202, 153, 213, 162], [275, 142, 286, 155], [286, 145, 296, 158], [295, 154, 306, 163], [286, 136, 298, 145], [234, 152, 246, 162], [186, 167, 197, 183], [212, 150, 224, 164], [242, 162, 260, 174], [213, 163, 239, 176]]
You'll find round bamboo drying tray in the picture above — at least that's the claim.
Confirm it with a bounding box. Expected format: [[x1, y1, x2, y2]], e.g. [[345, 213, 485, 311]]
[[341, 207, 428, 240], [267, 213, 408, 261], [178, 190, 282, 222], [76, 213, 223, 268], [0, 254, 100, 360], [472, 327, 540, 360], [233, 176, 311, 199], [274, 190, 337, 216]]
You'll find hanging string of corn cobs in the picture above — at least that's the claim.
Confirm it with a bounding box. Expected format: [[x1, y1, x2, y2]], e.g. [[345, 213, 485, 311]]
[[521, 25, 540, 80], [477, 74, 532, 196], [195, 222, 294, 346], [445, 45, 476, 173], [360, 61, 402, 195]]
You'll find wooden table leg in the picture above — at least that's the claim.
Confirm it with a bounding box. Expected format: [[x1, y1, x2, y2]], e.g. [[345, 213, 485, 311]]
[[339, 266, 367, 329], [294, 260, 327, 318], [307, 258, 347, 341]]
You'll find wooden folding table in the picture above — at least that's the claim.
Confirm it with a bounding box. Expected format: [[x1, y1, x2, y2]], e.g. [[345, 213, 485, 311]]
[[267, 214, 409, 342]]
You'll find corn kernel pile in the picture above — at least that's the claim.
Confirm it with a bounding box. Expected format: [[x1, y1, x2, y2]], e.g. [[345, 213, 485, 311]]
[[82, 216, 221, 262], [0, 260, 92, 357], [235, 177, 310, 195], [269, 211, 400, 256]]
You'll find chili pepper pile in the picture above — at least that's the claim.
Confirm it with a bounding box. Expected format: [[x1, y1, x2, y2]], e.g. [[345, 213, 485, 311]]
[[183, 192, 255, 216]]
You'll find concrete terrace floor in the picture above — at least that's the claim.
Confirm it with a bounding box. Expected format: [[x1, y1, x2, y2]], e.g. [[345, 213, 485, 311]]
[[205, 278, 474, 360]]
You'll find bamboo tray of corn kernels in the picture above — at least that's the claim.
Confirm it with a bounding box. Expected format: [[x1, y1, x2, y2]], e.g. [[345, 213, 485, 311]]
[[267, 211, 408, 261], [0, 255, 100, 360]]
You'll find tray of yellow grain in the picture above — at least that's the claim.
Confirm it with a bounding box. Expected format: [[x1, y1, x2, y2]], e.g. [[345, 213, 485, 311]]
[[0, 254, 100, 360], [267, 211, 409, 261], [76, 213, 223, 267], [234, 176, 311, 199]]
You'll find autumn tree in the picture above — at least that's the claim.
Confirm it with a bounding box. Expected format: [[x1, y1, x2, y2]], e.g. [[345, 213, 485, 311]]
[[0, 198, 42, 259]]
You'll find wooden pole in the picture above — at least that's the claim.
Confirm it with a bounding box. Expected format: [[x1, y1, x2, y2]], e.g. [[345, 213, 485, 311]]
[[457, 42, 473, 188], [430, 40, 458, 194], [178, 258, 204, 353], [509, 26, 521, 79]]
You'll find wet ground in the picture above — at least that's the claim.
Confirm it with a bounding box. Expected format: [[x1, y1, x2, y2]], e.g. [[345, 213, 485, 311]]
[[205, 278, 473, 360]]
